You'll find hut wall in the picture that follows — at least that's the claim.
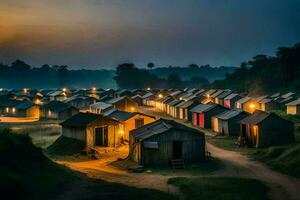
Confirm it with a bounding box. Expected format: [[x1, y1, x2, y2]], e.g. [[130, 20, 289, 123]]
[[141, 130, 205, 167], [62, 127, 86, 142], [258, 116, 294, 147]]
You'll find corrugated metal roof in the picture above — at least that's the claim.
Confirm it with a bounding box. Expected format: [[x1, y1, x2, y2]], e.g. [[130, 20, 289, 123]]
[[107, 110, 136, 122], [216, 90, 232, 99], [41, 101, 74, 112], [286, 98, 300, 106], [224, 93, 239, 100], [215, 110, 243, 120], [15, 100, 35, 110], [235, 96, 251, 104], [281, 92, 295, 99], [190, 103, 216, 113], [131, 118, 202, 141], [239, 110, 270, 125], [90, 102, 112, 110], [259, 98, 273, 104], [60, 112, 109, 128], [106, 96, 126, 104], [210, 90, 224, 98]]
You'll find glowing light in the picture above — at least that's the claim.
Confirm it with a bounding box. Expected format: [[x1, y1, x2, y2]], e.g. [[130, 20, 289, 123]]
[[0, 88, 3, 92], [249, 103, 255, 109], [158, 94, 163, 98], [62, 88, 67, 92], [6, 107, 9, 113], [12, 107, 16, 113], [147, 87, 151, 91], [48, 110, 52, 116], [130, 107, 135, 111], [179, 97, 183, 100], [92, 87, 97, 91], [35, 99, 41, 104], [207, 94, 210, 98], [119, 130, 124, 135], [23, 88, 28, 94]]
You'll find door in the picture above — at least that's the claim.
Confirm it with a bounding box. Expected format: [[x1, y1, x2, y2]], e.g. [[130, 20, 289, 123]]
[[135, 118, 144, 128], [173, 141, 183, 159], [199, 113, 205, 128], [95, 126, 108, 147]]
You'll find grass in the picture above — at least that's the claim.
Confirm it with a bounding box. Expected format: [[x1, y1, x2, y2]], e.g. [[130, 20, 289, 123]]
[[129, 157, 224, 176], [0, 128, 177, 200], [0, 128, 76, 200], [168, 177, 269, 200], [46, 136, 86, 156], [206, 136, 256, 154], [252, 142, 300, 178]]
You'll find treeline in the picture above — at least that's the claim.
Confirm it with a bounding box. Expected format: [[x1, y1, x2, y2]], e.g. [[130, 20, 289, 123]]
[[152, 64, 236, 81], [114, 63, 210, 89], [212, 42, 300, 95], [0, 60, 116, 89]]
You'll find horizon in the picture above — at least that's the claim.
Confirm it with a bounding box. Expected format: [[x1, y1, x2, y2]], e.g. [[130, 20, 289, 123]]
[[1, 0, 300, 69]]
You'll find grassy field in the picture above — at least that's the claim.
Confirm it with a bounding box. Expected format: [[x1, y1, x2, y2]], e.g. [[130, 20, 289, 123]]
[[0, 128, 177, 200], [168, 177, 269, 200], [46, 136, 86, 156]]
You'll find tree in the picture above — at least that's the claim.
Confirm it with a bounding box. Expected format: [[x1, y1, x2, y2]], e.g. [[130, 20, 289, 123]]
[[147, 62, 155, 70], [167, 73, 182, 88]]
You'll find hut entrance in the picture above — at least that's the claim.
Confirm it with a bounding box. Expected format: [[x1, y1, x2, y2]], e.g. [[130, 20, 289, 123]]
[[173, 141, 183, 159], [95, 126, 108, 147]]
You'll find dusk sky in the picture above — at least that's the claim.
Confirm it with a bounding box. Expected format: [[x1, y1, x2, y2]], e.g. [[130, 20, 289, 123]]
[[0, 0, 300, 69]]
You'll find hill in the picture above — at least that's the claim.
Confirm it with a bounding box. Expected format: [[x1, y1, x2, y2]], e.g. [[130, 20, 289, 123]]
[[212, 42, 300, 95], [0, 128, 76, 200]]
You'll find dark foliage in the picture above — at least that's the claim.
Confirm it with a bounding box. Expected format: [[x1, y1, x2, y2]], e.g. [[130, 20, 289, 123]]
[[0, 60, 116, 89], [212, 42, 300, 95], [114, 63, 210, 89]]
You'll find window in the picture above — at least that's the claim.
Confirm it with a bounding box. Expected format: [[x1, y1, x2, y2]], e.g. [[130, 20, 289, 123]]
[[135, 118, 144, 128]]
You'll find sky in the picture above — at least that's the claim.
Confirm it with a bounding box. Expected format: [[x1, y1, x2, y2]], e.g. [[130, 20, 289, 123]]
[[0, 0, 300, 69]]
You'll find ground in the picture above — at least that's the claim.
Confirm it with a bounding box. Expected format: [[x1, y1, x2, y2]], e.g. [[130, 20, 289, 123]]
[[3, 107, 300, 200]]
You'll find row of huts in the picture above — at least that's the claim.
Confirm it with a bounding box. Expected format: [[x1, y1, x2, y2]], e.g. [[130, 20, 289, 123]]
[[143, 88, 295, 148]]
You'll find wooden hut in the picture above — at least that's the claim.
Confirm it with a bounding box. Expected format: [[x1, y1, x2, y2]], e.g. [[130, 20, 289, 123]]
[[190, 103, 228, 129], [107, 110, 156, 142], [214, 90, 232, 106], [239, 111, 294, 148], [242, 99, 261, 114], [40, 101, 79, 120], [106, 96, 138, 112], [129, 118, 205, 167], [259, 98, 280, 112], [131, 94, 143, 106], [175, 100, 199, 121], [286, 99, 300, 115], [211, 110, 248, 136], [89, 102, 113, 114], [60, 112, 122, 148], [224, 93, 243, 109]]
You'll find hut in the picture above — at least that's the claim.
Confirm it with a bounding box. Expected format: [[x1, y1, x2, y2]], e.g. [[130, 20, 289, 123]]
[[65, 96, 98, 111], [106, 96, 138, 112], [286, 99, 300, 115], [214, 90, 232, 106], [60, 112, 123, 148], [40, 101, 79, 120], [107, 110, 156, 142], [89, 102, 113, 114], [242, 99, 261, 114], [259, 98, 280, 112], [129, 118, 205, 167], [190, 103, 228, 129], [211, 110, 248, 136], [131, 94, 143, 106], [239, 110, 294, 148], [224, 93, 243, 109], [175, 100, 199, 121]]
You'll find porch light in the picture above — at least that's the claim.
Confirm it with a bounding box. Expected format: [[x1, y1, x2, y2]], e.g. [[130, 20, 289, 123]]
[[158, 94, 163, 98]]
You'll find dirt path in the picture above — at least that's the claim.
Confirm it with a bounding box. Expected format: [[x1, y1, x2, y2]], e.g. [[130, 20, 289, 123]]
[[139, 106, 300, 200]]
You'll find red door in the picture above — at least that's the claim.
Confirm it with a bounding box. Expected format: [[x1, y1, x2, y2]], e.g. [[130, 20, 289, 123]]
[[199, 113, 205, 127], [193, 113, 198, 126]]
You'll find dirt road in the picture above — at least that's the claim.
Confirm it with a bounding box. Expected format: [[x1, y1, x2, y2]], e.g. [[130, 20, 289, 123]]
[[139, 106, 300, 200]]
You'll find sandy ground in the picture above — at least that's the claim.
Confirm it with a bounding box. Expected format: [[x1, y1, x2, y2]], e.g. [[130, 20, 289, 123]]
[[0, 116, 39, 123]]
